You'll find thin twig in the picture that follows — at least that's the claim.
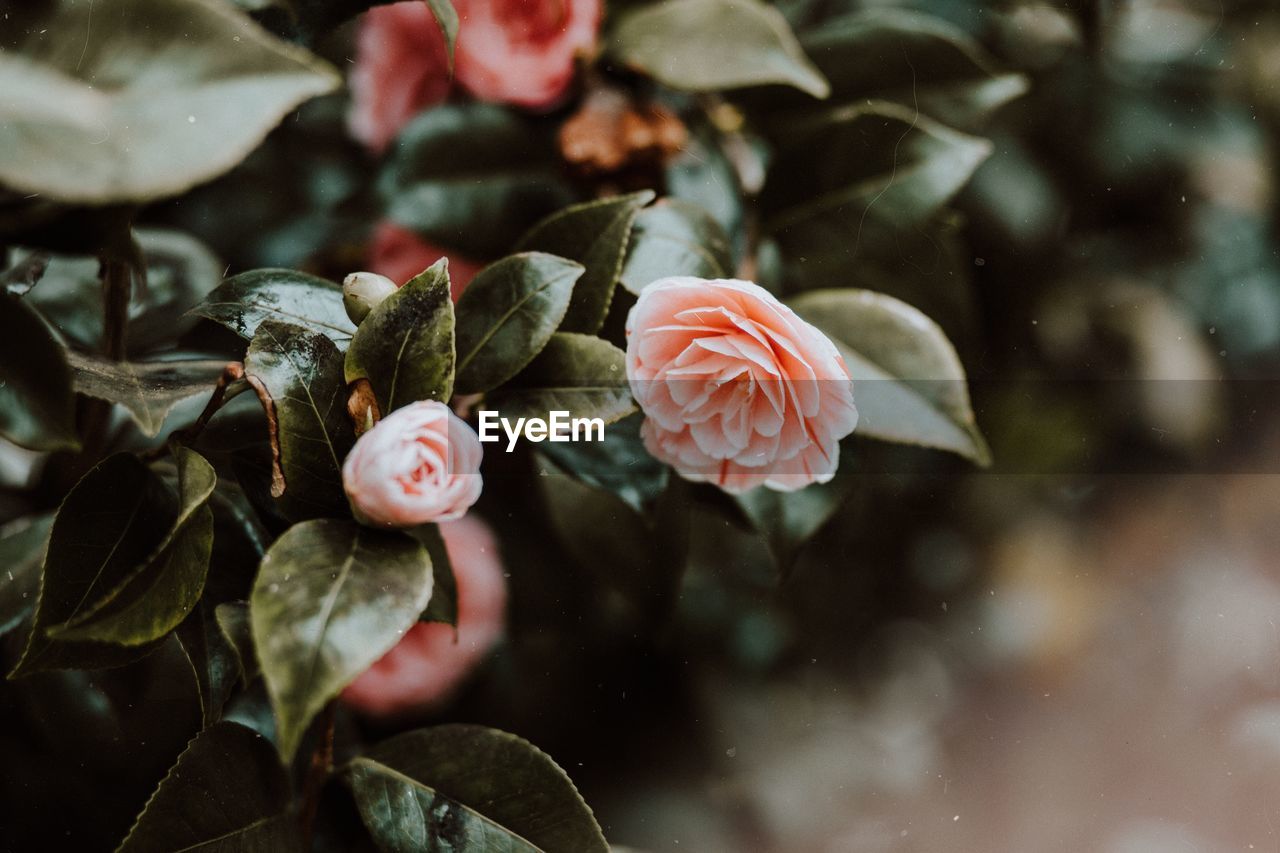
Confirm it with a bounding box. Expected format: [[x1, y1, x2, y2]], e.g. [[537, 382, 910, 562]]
[[244, 373, 286, 498], [141, 362, 247, 460]]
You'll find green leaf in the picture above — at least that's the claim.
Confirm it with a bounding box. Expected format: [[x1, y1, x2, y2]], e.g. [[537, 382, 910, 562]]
[[799, 9, 1029, 132], [245, 320, 357, 520], [253, 0, 457, 56], [761, 102, 992, 237], [454, 253, 584, 394], [68, 352, 227, 438], [345, 259, 455, 410], [0, 292, 79, 451], [0, 0, 339, 204], [382, 104, 578, 258], [188, 268, 356, 343], [426, 0, 460, 66], [538, 413, 668, 514], [734, 469, 855, 572], [251, 519, 435, 761], [789, 289, 990, 464], [48, 446, 218, 646], [517, 192, 654, 333], [0, 514, 54, 637], [216, 600, 259, 686], [610, 0, 829, 98], [619, 199, 734, 296], [486, 333, 634, 425], [176, 603, 242, 725], [9, 454, 178, 676], [344, 725, 609, 853], [117, 721, 301, 853], [412, 525, 458, 627]]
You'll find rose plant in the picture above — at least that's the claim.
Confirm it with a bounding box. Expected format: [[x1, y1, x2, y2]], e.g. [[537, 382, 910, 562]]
[[0, 0, 1008, 849]]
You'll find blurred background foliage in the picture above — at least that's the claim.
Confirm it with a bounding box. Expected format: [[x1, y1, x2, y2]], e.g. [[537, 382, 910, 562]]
[[5, 0, 1280, 850]]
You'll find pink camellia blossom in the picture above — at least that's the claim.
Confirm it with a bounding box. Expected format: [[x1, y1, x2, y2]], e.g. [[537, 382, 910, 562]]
[[626, 277, 858, 494], [342, 515, 507, 716], [343, 400, 483, 526], [348, 3, 452, 153], [368, 221, 481, 301], [453, 0, 601, 109]]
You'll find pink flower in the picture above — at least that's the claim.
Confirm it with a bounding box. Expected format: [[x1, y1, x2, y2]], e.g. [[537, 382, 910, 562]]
[[342, 515, 507, 716], [343, 400, 483, 526], [625, 277, 858, 493], [348, 2, 452, 154], [454, 0, 601, 109], [368, 222, 481, 301]]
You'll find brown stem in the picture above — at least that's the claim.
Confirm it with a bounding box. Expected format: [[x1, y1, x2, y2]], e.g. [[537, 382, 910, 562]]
[[100, 257, 131, 361], [244, 373, 286, 498], [298, 702, 337, 849]]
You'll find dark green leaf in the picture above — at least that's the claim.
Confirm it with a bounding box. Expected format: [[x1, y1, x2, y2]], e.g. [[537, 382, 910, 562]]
[[382, 104, 578, 258], [117, 721, 300, 853], [518, 192, 654, 333], [0, 292, 79, 451], [345, 259, 455, 409], [412, 524, 458, 627], [176, 603, 241, 725], [48, 446, 217, 645], [215, 600, 259, 686], [486, 333, 634, 424], [68, 352, 227, 438], [344, 724, 609, 853], [761, 102, 992, 237], [251, 519, 435, 761], [619, 199, 733, 295], [538, 413, 668, 513], [789, 289, 990, 463], [9, 454, 177, 676], [799, 9, 1028, 132], [454, 252, 584, 394], [0, 514, 54, 637], [734, 468, 855, 572], [610, 0, 829, 98], [245, 320, 357, 520], [189, 268, 356, 344], [0, 0, 339, 204]]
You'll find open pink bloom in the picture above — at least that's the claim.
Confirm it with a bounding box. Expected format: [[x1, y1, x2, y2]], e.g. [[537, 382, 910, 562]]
[[454, 0, 601, 109], [348, 2, 452, 153], [342, 515, 507, 716], [368, 221, 481, 301], [626, 277, 858, 493], [343, 400, 483, 526]]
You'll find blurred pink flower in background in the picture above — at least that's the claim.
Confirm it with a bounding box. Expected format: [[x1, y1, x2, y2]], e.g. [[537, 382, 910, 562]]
[[368, 221, 481, 300], [343, 515, 508, 717], [348, 2, 451, 153], [342, 400, 483, 526], [626, 277, 857, 494], [349, 0, 601, 152]]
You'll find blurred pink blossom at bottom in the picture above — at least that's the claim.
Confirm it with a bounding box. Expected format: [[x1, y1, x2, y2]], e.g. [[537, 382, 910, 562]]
[[342, 515, 507, 717], [367, 221, 482, 301]]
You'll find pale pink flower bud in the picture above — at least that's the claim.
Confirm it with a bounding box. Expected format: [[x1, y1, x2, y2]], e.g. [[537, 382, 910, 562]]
[[342, 514, 507, 716], [625, 277, 858, 493], [342, 400, 483, 526], [342, 271, 398, 324]]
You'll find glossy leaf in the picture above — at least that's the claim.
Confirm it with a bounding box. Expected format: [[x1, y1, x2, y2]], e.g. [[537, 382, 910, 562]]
[[0, 514, 54, 638], [538, 413, 668, 513], [734, 468, 855, 572], [245, 320, 356, 520], [215, 600, 259, 686], [345, 259, 456, 409], [68, 352, 227, 438], [251, 519, 435, 761], [454, 252, 584, 394], [189, 268, 356, 344], [517, 192, 654, 333], [117, 721, 300, 853], [382, 104, 578, 257], [0, 292, 79, 451], [344, 725, 609, 853], [790, 289, 990, 464], [9, 454, 178, 676], [48, 447, 217, 645], [176, 603, 242, 725], [619, 199, 734, 295], [762, 102, 992, 237], [486, 333, 634, 425], [611, 0, 829, 98], [0, 0, 339, 204], [413, 524, 458, 627]]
